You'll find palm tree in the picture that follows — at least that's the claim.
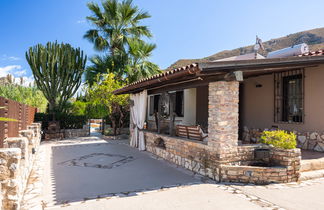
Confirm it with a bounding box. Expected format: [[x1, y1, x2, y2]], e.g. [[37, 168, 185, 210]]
[[85, 53, 128, 86], [126, 38, 160, 83], [84, 0, 160, 85], [84, 0, 152, 55]]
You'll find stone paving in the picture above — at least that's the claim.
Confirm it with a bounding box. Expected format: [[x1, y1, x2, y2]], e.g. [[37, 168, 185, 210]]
[[20, 137, 324, 210], [20, 143, 46, 210]]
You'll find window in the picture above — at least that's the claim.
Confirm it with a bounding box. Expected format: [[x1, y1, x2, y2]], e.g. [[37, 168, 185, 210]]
[[149, 95, 160, 116], [149, 90, 184, 117], [175, 91, 184, 117], [274, 69, 304, 123]]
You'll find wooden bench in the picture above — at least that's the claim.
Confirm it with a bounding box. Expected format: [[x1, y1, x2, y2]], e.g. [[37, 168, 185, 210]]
[[176, 125, 208, 141]]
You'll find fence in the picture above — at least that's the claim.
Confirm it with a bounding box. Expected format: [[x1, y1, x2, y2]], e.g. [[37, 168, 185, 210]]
[[0, 96, 36, 147]]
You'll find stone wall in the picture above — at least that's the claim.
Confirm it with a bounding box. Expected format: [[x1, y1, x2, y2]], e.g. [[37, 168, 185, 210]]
[[0, 123, 41, 210], [221, 147, 301, 184], [145, 131, 301, 184], [243, 126, 324, 152], [64, 128, 89, 138], [145, 131, 221, 180]]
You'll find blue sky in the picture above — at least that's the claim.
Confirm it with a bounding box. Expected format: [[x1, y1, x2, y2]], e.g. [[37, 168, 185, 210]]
[[1, 0, 324, 81]]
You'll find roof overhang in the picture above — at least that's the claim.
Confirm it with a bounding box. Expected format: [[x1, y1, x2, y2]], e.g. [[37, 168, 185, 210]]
[[114, 55, 324, 95]]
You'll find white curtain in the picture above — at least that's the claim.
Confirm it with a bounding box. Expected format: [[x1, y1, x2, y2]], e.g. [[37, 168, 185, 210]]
[[130, 90, 147, 151]]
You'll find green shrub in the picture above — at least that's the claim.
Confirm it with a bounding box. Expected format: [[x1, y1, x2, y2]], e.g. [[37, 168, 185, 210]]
[[85, 103, 108, 119], [35, 113, 88, 130], [0, 84, 47, 112], [70, 100, 87, 116], [260, 130, 297, 149]]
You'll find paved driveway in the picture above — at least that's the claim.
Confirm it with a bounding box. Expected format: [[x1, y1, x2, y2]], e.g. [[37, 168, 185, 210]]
[[49, 184, 264, 210], [39, 137, 324, 210], [43, 138, 198, 206], [233, 180, 324, 210]]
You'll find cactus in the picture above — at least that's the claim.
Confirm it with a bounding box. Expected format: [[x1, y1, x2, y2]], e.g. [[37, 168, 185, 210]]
[[26, 41, 87, 119]]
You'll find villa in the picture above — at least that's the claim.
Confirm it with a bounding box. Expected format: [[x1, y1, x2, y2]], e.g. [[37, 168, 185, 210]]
[[114, 49, 324, 184]]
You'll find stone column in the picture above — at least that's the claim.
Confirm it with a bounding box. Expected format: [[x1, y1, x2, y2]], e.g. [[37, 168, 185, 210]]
[[208, 81, 239, 162]]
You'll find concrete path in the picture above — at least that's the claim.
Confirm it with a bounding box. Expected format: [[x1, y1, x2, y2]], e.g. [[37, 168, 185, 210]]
[[48, 184, 264, 210], [232, 178, 324, 210], [42, 137, 199, 207], [24, 136, 324, 210]]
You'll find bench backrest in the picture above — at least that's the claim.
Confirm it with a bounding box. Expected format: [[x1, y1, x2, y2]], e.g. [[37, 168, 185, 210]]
[[176, 125, 203, 141]]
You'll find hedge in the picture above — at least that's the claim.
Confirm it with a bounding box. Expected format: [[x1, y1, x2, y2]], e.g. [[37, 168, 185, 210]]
[[34, 113, 88, 130]]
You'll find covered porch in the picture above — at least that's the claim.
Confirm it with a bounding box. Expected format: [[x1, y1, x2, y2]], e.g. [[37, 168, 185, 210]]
[[114, 55, 324, 183]]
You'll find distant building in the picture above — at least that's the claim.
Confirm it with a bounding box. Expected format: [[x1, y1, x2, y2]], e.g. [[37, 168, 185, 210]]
[[0, 75, 14, 86]]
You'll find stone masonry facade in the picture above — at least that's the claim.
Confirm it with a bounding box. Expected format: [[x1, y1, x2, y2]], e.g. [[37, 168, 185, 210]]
[[139, 81, 302, 184], [145, 131, 301, 184], [0, 123, 41, 210], [208, 81, 239, 162], [243, 126, 324, 152], [222, 147, 301, 184]]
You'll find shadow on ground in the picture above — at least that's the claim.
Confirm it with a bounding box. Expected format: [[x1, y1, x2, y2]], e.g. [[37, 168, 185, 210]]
[[51, 141, 198, 205]]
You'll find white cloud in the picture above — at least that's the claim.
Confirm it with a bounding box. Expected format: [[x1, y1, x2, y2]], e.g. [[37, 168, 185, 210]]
[[13, 69, 27, 77], [1, 55, 21, 61], [0, 65, 29, 82], [77, 20, 86, 24], [0, 65, 22, 77]]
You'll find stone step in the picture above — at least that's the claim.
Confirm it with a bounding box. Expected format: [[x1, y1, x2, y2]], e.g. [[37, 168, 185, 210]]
[[299, 169, 324, 181], [300, 158, 324, 172]]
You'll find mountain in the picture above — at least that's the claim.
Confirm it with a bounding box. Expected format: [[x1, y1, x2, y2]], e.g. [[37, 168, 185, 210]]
[[167, 27, 324, 70]]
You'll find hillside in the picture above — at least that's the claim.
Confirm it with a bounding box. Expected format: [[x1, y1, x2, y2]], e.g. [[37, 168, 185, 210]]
[[167, 27, 324, 70]]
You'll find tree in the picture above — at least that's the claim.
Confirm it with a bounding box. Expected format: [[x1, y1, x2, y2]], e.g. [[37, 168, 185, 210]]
[[87, 73, 129, 135], [84, 0, 160, 85], [26, 42, 87, 119], [85, 40, 160, 84], [85, 53, 127, 86], [126, 38, 160, 83], [84, 0, 152, 54]]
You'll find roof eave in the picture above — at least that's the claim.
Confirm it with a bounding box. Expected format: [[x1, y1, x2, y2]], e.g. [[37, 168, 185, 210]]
[[199, 55, 324, 72]]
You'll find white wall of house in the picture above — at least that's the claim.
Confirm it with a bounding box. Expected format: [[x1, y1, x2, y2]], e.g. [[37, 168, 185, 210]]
[[182, 88, 197, 125]]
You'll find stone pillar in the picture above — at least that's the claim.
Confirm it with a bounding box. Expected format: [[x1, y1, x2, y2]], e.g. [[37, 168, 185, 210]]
[[208, 81, 239, 162]]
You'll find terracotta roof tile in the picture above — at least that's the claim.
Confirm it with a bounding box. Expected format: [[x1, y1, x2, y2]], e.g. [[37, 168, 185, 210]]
[[126, 63, 198, 86], [113, 63, 199, 94], [298, 49, 324, 57]]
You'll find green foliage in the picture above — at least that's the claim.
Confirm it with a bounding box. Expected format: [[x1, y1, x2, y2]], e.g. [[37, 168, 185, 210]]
[[67, 99, 109, 119], [26, 41, 87, 118], [126, 38, 160, 83], [85, 103, 109, 119], [70, 100, 88, 116], [84, 0, 152, 53], [84, 0, 160, 85], [0, 84, 47, 112], [260, 130, 297, 149], [35, 113, 88, 130], [87, 73, 129, 135], [85, 54, 128, 86]]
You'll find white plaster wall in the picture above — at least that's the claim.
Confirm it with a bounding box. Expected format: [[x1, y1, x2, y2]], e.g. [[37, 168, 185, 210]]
[[182, 88, 197, 125]]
